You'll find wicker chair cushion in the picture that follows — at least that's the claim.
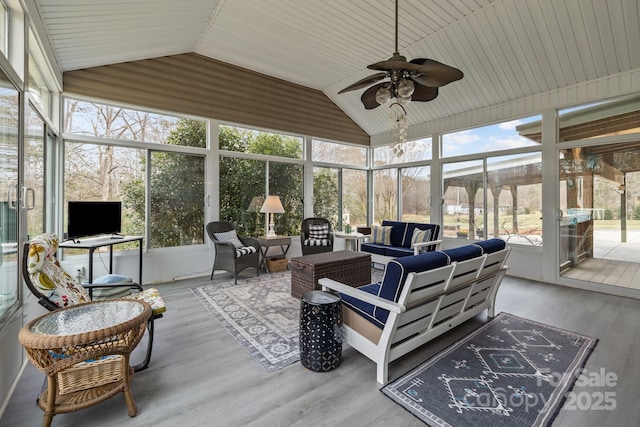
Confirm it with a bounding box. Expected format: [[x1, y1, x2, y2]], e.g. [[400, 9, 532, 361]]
[[303, 238, 331, 246], [27, 233, 91, 308], [126, 287, 167, 315], [213, 230, 244, 248], [307, 224, 329, 240], [236, 246, 257, 257]]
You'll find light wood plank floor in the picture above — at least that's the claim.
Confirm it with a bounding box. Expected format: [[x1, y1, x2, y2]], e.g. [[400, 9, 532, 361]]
[[2, 272, 639, 427], [562, 257, 640, 290]]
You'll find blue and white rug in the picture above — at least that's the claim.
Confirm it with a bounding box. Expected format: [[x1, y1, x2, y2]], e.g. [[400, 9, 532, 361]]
[[382, 312, 598, 427], [192, 272, 300, 372]]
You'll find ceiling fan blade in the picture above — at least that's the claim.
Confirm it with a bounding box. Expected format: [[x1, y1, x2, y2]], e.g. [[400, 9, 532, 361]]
[[409, 58, 464, 87], [338, 72, 388, 94], [368, 54, 425, 73], [411, 84, 439, 102], [360, 83, 387, 110]]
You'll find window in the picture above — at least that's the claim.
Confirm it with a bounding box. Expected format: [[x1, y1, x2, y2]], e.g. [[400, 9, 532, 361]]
[[0, 2, 7, 55], [487, 153, 542, 244], [442, 160, 484, 239], [64, 99, 204, 147], [313, 167, 339, 225], [64, 142, 144, 240], [219, 125, 303, 236], [373, 169, 398, 223], [442, 118, 540, 158], [374, 137, 432, 164], [312, 167, 368, 229], [220, 124, 302, 159], [149, 151, 204, 247], [0, 71, 19, 321], [220, 157, 266, 235], [343, 169, 368, 227], [401, 166, 431, 223], [269, 162, 303, 236], [312, 139, 367, 167], [63, 98, 207, 249]]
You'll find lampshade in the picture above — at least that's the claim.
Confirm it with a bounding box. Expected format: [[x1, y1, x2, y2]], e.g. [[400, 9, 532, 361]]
[[247, 196, 265, 212], [260, 195, 285, 214]]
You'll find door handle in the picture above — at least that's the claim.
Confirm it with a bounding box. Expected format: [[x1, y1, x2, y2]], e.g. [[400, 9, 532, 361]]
[[22, 187, 35, 210]]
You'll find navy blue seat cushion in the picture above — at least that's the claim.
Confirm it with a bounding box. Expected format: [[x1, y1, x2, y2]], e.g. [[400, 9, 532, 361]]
[[360, 242, 387, 255], [474, 238, 506, 254], [341, 251, 451, 328], [340, 283, 384, 329], [441, 245, 483, 262], [402, 223, 440, 249], [381, 220, 408, 248], [385, 246, 413, 257]]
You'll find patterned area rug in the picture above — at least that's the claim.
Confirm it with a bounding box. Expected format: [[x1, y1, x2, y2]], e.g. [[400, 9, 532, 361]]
[[382, 312, 598, 427], [192, 271, 300, 372]]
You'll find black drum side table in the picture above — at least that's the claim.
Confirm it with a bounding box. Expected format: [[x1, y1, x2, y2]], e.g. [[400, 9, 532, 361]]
[[299, 291, 343, 372]]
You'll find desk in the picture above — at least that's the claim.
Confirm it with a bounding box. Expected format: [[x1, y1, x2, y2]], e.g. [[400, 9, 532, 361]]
[[18, 299, 151, 427], [59, 236, 143, 284], [258, 235, 291, 272], [334, 231, 366, 251]]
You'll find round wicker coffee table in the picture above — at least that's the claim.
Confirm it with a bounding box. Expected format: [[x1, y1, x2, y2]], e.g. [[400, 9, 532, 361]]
[[18, 299, 151, 427]]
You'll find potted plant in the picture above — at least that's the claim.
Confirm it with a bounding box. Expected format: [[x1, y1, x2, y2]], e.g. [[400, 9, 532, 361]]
[[456, 229, 469, 238]]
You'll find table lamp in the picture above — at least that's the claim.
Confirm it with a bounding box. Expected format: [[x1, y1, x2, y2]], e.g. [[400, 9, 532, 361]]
[[260, 195, 285, 237]]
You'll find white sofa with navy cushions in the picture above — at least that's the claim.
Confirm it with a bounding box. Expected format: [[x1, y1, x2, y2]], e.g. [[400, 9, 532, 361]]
[[320, 238, 510, 385], [359, 220, 442, 265]]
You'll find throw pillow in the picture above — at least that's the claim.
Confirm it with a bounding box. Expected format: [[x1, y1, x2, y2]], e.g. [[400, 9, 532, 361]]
[[308, 224, 329, 240], [372, 225, 392, 245], [213, 230, 244, 248], [411, 228, 432, 253], [411, 228, 432, 245]]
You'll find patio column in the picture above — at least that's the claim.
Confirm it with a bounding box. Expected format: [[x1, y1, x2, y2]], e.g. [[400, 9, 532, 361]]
[[510, 185, 518, 233], [489, 183, 502, 238]]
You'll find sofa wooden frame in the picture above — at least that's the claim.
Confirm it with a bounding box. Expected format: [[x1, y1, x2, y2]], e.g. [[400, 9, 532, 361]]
[[320, 247, 510, 385]]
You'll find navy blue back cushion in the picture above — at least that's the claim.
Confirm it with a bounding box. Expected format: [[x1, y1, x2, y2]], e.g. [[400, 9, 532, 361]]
[[441, 245, 483, 262], [403, 223, 440, 248], [374, 251, 450, 324], [381, 220, 408, 248], [474, 238, 506, 254], [378, 252, 450, 302]]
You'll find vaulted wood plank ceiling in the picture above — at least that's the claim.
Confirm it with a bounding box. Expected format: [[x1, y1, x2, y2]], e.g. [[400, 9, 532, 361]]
[[35, 0, 640, 138]]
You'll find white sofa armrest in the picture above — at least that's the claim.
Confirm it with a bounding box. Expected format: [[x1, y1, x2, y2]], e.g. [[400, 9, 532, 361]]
[[319, 278, 404, 313], [412, 239, 443, 254]]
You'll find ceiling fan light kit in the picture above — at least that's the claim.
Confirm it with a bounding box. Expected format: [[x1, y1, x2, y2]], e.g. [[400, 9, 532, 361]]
[[339, 0, 463, 155]]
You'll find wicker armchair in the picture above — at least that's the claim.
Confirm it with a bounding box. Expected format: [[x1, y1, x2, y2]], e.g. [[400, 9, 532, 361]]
[[22, 233, 166, 372], [206, 221, 260, 284], [300, 217, 334, 255]]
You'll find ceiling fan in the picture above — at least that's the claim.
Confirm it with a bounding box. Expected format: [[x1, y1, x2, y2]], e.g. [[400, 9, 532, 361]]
[[338, 0, 464, 110]]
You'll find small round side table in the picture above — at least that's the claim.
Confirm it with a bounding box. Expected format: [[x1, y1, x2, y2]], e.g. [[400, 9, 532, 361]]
[[18, 299, 151, 427], [299, 290, 343, 372]]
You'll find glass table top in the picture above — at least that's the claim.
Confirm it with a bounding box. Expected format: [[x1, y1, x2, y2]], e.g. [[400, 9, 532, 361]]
[[30, 300, 145, 336]]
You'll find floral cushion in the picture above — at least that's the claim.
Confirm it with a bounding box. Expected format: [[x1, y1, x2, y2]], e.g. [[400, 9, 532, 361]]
[[126, 288, 166, 316], [27, 232, 166, 316], [27, 233, 90, 308]]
